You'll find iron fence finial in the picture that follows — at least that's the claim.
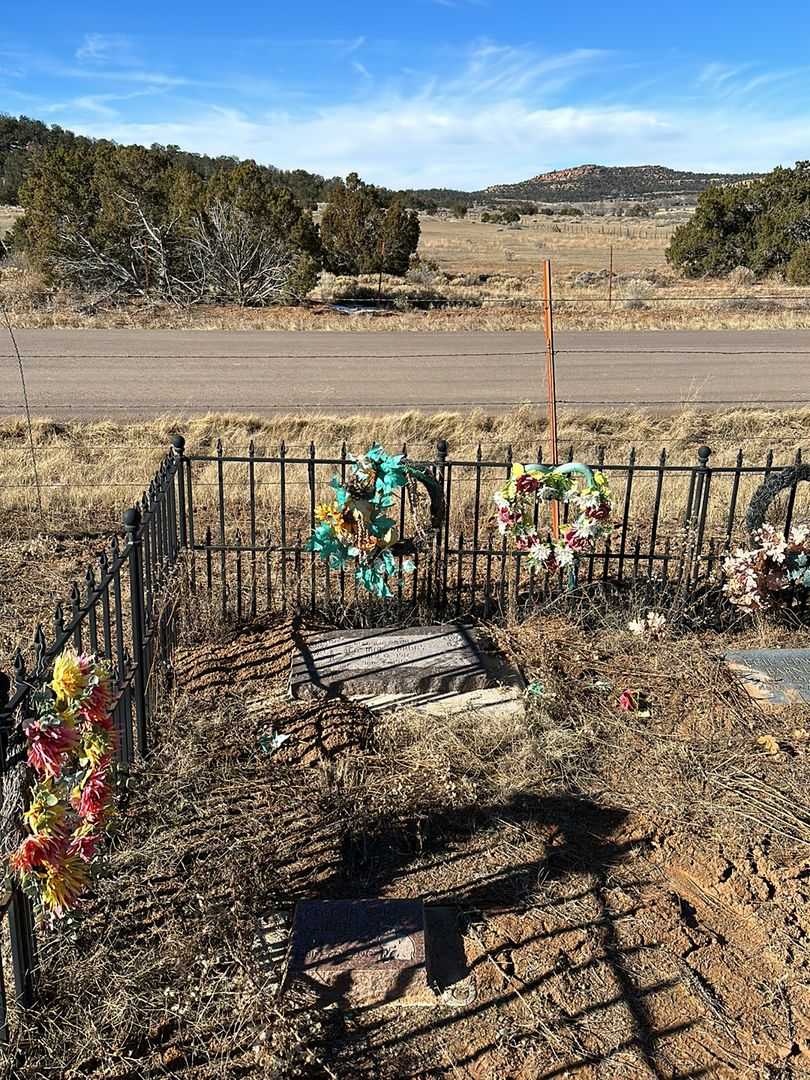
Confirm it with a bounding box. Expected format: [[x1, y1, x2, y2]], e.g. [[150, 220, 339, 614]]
[[123, 506, 142, 533]]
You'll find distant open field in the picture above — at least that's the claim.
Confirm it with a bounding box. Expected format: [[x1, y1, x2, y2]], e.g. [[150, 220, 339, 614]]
[[3, 204, 810, 330], [0, 204, 22, 236], [418, 211, 679, 274]]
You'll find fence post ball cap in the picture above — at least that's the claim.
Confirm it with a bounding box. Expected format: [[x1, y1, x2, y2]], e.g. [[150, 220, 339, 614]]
[[123, 506, 142, 531], [698, 445, 712, 463], [171, 434, 186, 452]]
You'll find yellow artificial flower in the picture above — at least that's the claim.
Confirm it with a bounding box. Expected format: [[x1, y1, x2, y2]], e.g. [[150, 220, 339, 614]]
[[315, 502, 336, 523], [51, 651, 90, 705], [40, 854, 88, 916]]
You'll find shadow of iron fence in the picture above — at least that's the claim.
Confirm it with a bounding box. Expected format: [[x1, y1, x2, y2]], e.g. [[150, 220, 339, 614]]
[[1, 433, 807, 1037]]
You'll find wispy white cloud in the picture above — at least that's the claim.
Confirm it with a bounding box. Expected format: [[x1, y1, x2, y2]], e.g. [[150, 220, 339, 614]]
[[43, 88, 160, 119], [13, 40, 810, 187], [75, 33, 135, 65]]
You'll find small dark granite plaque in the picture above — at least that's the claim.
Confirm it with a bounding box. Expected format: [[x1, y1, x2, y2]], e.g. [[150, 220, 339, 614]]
[[287, 899, 434, 1006], [724, 649, 810, 711]]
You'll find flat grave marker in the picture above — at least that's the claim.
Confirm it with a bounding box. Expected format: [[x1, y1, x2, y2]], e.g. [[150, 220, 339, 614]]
[[723, 649, 810, 712], [286, 899, 434, 1006], [289, 623, 524, 716]]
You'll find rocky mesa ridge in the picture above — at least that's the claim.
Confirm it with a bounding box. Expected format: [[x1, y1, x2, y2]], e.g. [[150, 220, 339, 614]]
[[483, 163, 758, 201]]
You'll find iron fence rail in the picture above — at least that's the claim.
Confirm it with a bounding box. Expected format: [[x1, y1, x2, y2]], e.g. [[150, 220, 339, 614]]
[[176, 439, 806, 621], [0, 446, 184, 1041], [0, 433, 807, 1040]]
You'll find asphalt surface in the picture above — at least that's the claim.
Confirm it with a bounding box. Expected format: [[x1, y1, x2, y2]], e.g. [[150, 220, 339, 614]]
[[2, 329, 809, 417]]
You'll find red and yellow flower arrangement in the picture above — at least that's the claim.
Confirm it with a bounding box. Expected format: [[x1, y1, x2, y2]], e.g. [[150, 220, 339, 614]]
[[9, 650, 117, 918]]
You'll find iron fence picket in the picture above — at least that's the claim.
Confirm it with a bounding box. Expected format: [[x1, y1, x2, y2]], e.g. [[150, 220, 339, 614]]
[[280, 442, 288, 615], [216, 441, 227, 619], [248, 442, 257, 619], [784, 449, 802, 536]]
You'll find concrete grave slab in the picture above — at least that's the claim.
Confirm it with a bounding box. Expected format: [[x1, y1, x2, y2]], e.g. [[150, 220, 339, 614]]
[[724, 649, 810, 712], [289, 623, 524, 717], [286, 899, 434, 1006]]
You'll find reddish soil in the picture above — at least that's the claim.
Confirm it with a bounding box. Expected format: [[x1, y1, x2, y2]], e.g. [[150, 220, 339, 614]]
[[6, 615, 810, 1079]]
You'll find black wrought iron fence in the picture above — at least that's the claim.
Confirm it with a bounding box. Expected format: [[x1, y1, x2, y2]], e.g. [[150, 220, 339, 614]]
[[176, 439, 807, 620], [0, 448, 184, 1040], [1, 433, 807, 1038]]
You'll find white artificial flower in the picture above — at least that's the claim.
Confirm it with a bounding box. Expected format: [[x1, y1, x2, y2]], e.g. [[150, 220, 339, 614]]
[[556, 544, 575, 568], [529, 542, 552, 565], [573, 517, 598, 539]]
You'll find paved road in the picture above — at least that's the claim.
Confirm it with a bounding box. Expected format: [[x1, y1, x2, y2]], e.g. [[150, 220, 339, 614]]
[[2, 329, 809, 417]]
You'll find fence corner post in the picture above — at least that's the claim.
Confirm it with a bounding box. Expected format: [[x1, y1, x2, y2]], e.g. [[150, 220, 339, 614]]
[[123, 506, 148, 756], [171, 434, 188, 549]]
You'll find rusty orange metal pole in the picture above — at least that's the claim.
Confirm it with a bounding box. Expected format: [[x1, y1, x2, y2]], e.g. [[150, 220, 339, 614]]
[[542, 259, 560, 537]]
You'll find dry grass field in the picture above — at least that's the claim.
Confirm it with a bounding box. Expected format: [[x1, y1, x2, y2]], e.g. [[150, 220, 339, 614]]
[[3, 208, 810, 331], [2, 405, 809, 533], [417, 212, 676, 274], [3, 404, 809, 673]]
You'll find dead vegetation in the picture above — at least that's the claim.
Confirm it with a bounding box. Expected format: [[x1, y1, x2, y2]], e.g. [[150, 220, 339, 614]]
[[2, 606, 809, 1078], [2, 405, 809, 674], [2, 405, 809, 533], [3, 208, 810, 331]]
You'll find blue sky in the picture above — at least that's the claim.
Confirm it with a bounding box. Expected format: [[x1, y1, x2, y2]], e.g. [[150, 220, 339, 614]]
[[2, 2, 810, 188]]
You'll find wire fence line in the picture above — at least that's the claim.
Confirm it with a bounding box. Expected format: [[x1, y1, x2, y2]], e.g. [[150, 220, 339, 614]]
[[3, 348, 810, 360], [2, 398, 810, 414]]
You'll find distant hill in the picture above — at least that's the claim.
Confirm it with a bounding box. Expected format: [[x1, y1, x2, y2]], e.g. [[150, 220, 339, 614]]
[[0, 115, 761, 213], [0, 114, 339, 208], [481, 164, 759, 203]]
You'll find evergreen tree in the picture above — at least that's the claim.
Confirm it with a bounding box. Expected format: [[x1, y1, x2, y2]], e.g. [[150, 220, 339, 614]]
[[667, 162, 810, 278], [320, 173, 420, 278]]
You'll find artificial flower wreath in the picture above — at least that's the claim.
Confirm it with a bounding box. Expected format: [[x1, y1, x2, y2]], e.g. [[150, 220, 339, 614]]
[[306, 443, 443, 598], [723, 523, 810, 612], [493, 461, 613, 575], [9, 650, 117, 918]]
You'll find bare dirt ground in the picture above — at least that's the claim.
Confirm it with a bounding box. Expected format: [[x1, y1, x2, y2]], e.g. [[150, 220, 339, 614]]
[[4, 612, 809, 1079]]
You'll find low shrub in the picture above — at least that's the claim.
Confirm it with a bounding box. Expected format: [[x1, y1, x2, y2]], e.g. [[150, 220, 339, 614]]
[[786, 245, 810, 285]]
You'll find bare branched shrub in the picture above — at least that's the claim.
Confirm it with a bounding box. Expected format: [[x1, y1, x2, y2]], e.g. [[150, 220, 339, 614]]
[[727, 265, 756, 287], [621, 279, 654, 309], [188, 199, 303, 306], [53, 196, 302, 307]]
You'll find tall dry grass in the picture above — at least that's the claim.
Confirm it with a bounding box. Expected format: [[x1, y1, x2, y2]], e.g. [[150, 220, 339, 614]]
[[2, 406, 808, 538]]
